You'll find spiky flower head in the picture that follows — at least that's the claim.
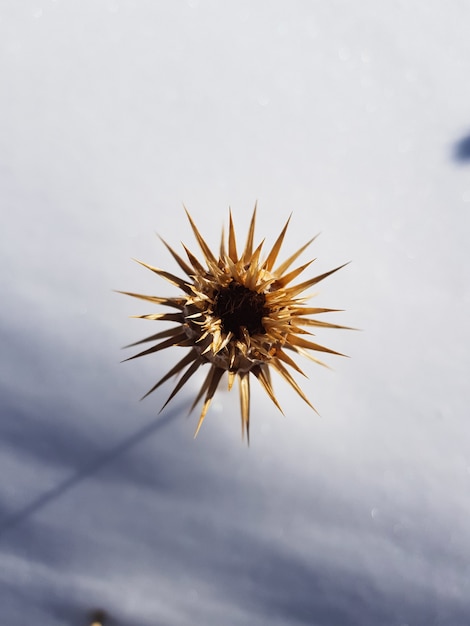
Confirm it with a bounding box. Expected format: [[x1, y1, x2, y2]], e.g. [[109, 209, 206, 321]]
[[120, 205, 350, 442]]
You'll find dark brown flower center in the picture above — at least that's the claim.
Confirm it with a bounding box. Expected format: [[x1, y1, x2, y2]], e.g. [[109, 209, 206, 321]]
[[213, 282, 267, 339]]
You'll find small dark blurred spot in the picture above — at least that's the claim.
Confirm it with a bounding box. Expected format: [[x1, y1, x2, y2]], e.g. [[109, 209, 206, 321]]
[[454, 133, 470, 162], [89, 609, 106, 626]]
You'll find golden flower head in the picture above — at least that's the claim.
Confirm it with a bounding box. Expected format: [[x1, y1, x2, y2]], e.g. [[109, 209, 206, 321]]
[[120, 205, 350, 442]]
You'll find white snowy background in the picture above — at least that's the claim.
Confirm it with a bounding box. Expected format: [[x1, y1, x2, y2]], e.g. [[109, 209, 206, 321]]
[[1, 1, 470, 625]]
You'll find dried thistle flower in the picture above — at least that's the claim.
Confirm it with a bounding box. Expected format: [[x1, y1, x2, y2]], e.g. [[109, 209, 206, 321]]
[[120, 205, 350, 441]]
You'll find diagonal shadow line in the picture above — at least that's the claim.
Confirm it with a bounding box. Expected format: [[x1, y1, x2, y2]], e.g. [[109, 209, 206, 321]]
[[0, 405, 184, 539]]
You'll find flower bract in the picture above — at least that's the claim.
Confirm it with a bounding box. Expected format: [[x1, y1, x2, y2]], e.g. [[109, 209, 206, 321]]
[[120, 205, 350, 441]]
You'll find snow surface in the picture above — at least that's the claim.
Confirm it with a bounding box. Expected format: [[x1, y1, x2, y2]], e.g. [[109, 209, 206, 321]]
[[1, 1, 470, 625]]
